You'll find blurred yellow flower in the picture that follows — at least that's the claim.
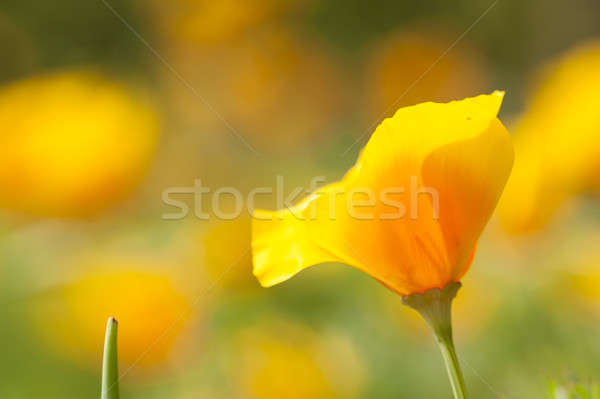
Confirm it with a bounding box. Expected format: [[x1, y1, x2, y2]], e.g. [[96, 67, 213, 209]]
[[567, 270, 600, 306], [32, 261, 190, 370], [231, 321, 364, 399], [500, 42, 600, 234], [0, 71, 159, 217], [367, 29, 488, 114], [561, 250, 600, 311], [252, 92, 513, 296]]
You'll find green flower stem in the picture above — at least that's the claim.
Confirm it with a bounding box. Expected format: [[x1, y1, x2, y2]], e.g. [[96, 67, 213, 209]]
[[402, 282, 467, 399], [435, 328, 467, 399], [101, 317, 120, 399]]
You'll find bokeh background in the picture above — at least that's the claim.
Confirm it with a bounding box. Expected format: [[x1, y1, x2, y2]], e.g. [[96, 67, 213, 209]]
[[1, 0, 600, 397]]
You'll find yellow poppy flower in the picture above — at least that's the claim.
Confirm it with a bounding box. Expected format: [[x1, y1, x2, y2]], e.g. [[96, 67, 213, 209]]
[[251, 92, 513, 399], [252, 92, 513, 296], [500, 42, 600, 234], [0, 71, 159, 217]]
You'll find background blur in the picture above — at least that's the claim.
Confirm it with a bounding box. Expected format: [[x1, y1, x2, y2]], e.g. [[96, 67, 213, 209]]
[[1, 0, 600, 397]]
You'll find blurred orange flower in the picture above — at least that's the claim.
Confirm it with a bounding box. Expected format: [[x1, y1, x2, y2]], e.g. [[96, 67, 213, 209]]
[[160, 28, 344, 152], [500, 41, 600, 234], [152, 0, 297, 45], [0, 71, 159, 217], [252, 92, 513, 296], [32, 261, 190, 371], [367, 29, 488, 115], [228, 31, 342, 135]]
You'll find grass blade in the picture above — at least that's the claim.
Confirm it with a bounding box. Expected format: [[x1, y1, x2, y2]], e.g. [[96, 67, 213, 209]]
[[101, 317, 119, 399]]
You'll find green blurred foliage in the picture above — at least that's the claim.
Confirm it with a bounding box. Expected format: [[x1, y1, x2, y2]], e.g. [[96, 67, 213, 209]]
[[549, 381, 600, 399], [0, 0, 150, 83]]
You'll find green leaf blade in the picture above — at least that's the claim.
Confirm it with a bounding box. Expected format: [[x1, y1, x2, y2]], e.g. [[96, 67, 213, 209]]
[[101, 317, 120, 399]]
